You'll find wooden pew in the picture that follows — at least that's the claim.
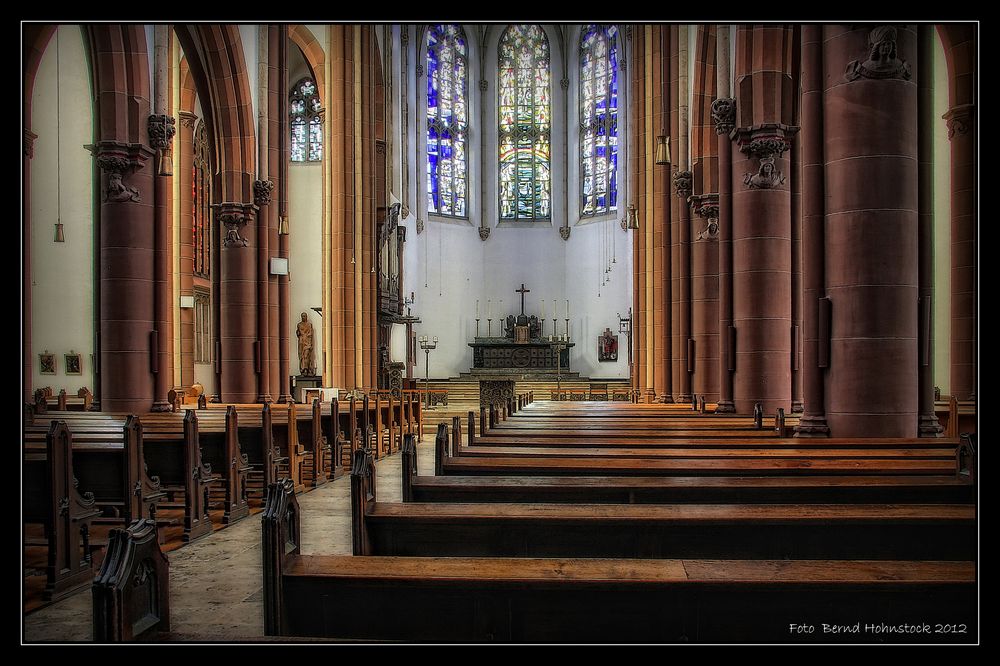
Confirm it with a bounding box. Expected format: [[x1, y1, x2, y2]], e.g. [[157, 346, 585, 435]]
[[263, 480, 976, 643], [24, 415, 165, 524], [33, 387, 94, 413], [355, 446, 974, 561], [401, 435, 975, 505], [92, 518, 170, 642], [23, 421, 102, 601], [185, 406, 250, 524], [138, 410, 214, 542]]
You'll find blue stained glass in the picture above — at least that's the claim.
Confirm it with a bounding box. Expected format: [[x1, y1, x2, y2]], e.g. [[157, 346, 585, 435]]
[[579, 24, 618, 216], [426, 24, 468, 217]]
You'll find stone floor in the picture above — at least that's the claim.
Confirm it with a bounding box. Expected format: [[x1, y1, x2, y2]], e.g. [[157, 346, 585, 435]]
[[22, 437, 438, 643]]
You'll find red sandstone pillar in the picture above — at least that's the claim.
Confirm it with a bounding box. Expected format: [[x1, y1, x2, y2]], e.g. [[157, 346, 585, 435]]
[[97, 142, 156, 413], [823, 24, 919, 437], [177, 112, 197, 390], [24, 128, 36, 402], [149, 114, 176, 412], [918, 25, 944, 436], [794, 24, 830, 437], [278, 25, 292, 402], [945, 102, 976, 401], [712, 98, 736, 413], [731, 128, 794, 414], [690, 197, 720, 402], [254, 179, 273, 403], [674, 170, 693, 403], [214, 202, 260, 403], [267, 28, 281, 401]]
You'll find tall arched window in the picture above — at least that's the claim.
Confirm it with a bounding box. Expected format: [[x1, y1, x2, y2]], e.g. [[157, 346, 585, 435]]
[[498, 24, 551, 221], [579, 24, 619, 217], [426, 24, 469, 218], [290, 77, 322, 162]]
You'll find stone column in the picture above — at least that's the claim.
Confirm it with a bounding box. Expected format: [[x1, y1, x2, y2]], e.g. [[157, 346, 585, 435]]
[[177, 112, 198, 390], [97, 142, 156, 413], [278, 25, 293, 402], [918, 25, 944, 437], [794, 25, 830, 436], [254, 179, 274, 403], [673, 169, 693, 403], [24, 128, 37, 402], [944, 102, 976, 401], [214, 201, 260, 403], [824, 25, 918, 437], [149, 113, 176, 412], [713, 99, 735, 413], [267, 26, 282, 401], [690, 195, 719, 402]]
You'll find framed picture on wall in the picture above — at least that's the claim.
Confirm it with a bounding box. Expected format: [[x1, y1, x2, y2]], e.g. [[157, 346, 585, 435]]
[[39, 352, 56, 375], [65, 352, 82, 375], [598, 328, 618, 362]]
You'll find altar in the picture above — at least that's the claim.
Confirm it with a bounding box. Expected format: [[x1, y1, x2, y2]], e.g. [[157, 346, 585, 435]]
[[468, 283, 574, 372], [469, 337, 573, 371]]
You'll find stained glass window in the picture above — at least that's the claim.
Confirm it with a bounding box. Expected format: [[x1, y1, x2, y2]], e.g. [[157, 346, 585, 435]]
[[290, 77, 322, 162], [580, 24, 618, 217], [498, 25, 551, 220], [426, 24, 469, 217]]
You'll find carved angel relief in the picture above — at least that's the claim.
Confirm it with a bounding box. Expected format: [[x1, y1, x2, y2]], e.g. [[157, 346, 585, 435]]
[[744, 157, 786, 190]]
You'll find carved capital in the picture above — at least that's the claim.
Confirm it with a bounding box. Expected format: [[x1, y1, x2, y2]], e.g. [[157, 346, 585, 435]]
[[943, 104, 974, 140], [479, 79, 488, 92], [400, 203, 410, 218], [212, 201, 259, 248], [24, 128, 37, 158], [845, 25, 911, 82], [178, 111, 198, 129], [560, 78, 570, 90], [478, 226, 491, 241], [147, 114, 176, 150], [690, 193, 719, 221], [375, 139, 387, 155], [253, 179, 275, 206], [619, 57, 626, 72], [400, 26, 409, 44], [672, 170, 693, 197], [95, 141, 152, 203], [711, 97, 736, 135], [416, 63, 424, 76], [559, 226, 571, 241], [415, 218, 424, 235]]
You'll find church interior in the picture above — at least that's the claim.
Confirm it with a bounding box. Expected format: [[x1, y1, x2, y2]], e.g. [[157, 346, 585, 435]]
[[21, 22, 978, 644]]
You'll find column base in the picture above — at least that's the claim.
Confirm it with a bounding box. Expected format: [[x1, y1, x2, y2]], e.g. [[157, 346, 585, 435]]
[[918, 413, 945, 438], [794, 413, 830, 437], [150, 400, 173, 413], [714, 400, 736, 414], [278, 394, 294, 404], [644, 388, 656, 404], [791, 400, 804, 413], [256, 393, 273, 404], [676, 393, 692, 405]]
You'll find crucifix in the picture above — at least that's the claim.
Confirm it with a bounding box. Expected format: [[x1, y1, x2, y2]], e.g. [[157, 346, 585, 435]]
[[515, 283, 530, 315]]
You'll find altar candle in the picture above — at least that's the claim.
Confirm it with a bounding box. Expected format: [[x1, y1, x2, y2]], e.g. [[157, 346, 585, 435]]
[[566, 299, 570, 318], [476, 300, 480, 317], [541, 299, 545, 320], [488, 299, 491, 317], [500, 300, 504, 318]]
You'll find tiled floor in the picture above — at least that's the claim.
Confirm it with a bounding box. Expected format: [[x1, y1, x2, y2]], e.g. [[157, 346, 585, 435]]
[[23, 437, 438, 643]]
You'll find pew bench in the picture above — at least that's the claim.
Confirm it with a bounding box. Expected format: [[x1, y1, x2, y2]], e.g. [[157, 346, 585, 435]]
[[263, 480, 976, 643]]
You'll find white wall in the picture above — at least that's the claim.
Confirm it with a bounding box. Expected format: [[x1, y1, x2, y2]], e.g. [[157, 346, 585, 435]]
[[30, 25, 96, 394], [288, 162, 324, 374]]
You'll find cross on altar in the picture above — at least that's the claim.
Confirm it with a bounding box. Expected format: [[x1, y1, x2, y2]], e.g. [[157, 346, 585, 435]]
[[515, 283, 531, 315]]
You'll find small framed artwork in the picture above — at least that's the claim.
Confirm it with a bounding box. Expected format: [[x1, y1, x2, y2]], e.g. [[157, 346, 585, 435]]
[[598, 328, 619, 362], [39, 352, 56, 375], [65, 352, 83, 375]]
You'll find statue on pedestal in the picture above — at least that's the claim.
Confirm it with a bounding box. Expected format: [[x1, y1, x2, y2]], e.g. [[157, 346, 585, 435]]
[[297, 312, 316, 376]]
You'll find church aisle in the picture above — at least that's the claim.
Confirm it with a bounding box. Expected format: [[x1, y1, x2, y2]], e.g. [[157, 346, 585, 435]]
[[23, 438, 438, 643]]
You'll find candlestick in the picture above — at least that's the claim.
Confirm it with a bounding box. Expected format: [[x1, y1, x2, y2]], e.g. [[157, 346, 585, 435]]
[[565, 318, 570, 339], [488, 299, 491, 318], [476, 299, 479, 317], [566, 299, 569, 318], [487, 318, 492, 337], [476, 317, 480, 337], [552, 318, 557, 340], [541, 298, 545, 320]]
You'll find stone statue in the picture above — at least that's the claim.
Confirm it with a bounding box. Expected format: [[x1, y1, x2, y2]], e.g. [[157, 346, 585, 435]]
[[296, 312, 316, 376]]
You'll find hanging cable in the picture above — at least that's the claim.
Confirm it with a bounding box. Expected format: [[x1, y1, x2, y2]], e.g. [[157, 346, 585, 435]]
[[54, 28, 64, 243]]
